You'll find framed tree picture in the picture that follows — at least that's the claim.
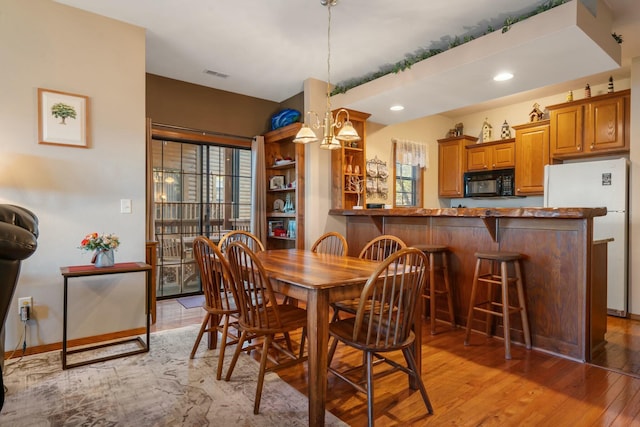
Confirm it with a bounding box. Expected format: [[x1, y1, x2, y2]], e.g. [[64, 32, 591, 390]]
[[38, 88, 90, 148]]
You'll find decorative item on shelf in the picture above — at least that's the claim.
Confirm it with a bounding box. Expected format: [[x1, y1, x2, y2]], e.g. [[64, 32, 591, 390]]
[[350, 177, 365, 208], [353, 164, 361, 175], [293, 1, 361, 149], [345, 155, 353, 173], [274, 157, 293, 166], [273, 198, 284, 212], [529, 103, 544, 122], [585, 84, 591, 98], [287, 220, 296, 239], [501, 120, 511, 139], [283, 193, 295, 213], [567, 90, 574, 102], [454, 122, 464, 136], [608, 76, 614, 93], [268, 220, 285, 237], [79, 232, 120, 268], [481, 118, 492, 142], [350, 141, 358, 148], [269, 175, 285, 190], [448, 128, 457, 138], [270, 109, 301, 131]]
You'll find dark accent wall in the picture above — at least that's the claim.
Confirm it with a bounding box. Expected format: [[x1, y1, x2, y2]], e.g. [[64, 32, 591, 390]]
[[146, 74, 303, 138]]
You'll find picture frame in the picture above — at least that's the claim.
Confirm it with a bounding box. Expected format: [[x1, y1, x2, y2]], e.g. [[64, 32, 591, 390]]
[[269, 175, 285, 190], [38, 88, 89, 148]]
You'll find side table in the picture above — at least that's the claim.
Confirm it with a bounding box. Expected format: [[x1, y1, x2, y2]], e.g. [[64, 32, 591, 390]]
[[60, 262, 152, 369]]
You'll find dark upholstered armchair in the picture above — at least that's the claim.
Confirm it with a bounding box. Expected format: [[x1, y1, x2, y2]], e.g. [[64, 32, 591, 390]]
[[0, 204, 38, 411]]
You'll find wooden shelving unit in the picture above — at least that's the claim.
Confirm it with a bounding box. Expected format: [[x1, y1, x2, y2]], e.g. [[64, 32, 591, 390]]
[[263, 123, 305, 249], [331, 109, 371, 209]]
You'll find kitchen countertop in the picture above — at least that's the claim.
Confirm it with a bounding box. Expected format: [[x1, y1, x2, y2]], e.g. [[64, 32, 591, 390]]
[[329, 207, 608, 219]]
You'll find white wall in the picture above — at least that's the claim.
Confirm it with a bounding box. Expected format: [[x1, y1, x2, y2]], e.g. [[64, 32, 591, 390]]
[[0, 0, 146, 349]]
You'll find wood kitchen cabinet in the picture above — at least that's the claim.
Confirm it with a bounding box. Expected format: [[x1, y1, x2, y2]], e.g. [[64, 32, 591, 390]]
[[438, 135, 477, 197], [548, 89, 629, 160], [513, 120, 549, 196], [466, 139, 515, 171]]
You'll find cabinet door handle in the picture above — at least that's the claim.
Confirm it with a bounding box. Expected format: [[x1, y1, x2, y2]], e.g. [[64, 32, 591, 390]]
[[577, 145, 581, 150], [590, 144, 594, 149]]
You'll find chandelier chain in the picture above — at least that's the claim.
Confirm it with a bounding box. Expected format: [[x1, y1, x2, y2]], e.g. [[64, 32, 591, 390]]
[[326, 2, 332, 112]]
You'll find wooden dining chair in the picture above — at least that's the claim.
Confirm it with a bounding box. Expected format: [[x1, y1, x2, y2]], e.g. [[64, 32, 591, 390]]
[[224, 241, 308, 415], [310, 231, 348, 256], [189, 236, 241, 380], [327, 247, 434, 426], [218, 230, 265, 253], [330, 235, 407, 322]]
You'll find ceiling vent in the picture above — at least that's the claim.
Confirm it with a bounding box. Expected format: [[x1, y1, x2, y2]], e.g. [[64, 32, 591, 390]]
[[203, 69, 229, 79]]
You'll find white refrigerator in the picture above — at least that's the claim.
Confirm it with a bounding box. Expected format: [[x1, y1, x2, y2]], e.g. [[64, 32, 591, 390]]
[[543, 157, 629, 317]]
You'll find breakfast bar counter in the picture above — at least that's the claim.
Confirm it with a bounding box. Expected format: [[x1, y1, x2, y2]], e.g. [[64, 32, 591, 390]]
[[329, 207, 609, 362]]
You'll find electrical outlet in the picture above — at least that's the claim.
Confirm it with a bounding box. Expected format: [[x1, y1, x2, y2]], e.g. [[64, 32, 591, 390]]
[[18, 296, 32, 320]]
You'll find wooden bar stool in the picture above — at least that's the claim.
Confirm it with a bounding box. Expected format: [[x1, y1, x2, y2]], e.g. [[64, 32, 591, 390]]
[[413, 244, 456, 334], [464, 251, 531, 359]]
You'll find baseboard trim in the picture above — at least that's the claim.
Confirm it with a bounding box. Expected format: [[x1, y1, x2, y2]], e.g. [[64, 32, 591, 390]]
[[4, 327, 147, 360]]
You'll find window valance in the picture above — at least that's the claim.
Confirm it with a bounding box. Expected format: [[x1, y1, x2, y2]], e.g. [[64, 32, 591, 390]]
[[393, 138, 428, 168]]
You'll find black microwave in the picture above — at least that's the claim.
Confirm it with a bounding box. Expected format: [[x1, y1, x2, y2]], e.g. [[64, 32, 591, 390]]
[[464, 169, 515, 197]]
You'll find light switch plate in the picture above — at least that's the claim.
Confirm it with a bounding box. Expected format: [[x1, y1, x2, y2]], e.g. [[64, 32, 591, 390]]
[[120, 199, 132, 214]]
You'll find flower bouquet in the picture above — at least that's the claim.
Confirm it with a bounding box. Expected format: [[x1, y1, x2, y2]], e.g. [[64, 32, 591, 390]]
[[80, 232, 120, 267]]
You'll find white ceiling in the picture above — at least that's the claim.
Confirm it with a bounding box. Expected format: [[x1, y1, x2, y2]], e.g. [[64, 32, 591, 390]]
[[55, 0, 640, 124]]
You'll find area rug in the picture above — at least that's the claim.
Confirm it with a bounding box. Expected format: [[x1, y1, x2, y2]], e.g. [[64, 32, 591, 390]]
[[0, 325, 348, 426], [176, 294, 205, 309]]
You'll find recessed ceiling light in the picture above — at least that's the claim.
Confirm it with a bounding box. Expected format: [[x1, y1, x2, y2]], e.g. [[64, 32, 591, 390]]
[[493, 72, 514, 82], [390, 105, 404, 111]]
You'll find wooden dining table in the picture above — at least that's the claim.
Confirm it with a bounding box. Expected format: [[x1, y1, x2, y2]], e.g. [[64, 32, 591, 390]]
[[255, 248, 423, 427]]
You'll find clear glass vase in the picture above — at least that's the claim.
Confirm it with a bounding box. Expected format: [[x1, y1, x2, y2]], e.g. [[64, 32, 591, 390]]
[[94, 249, 115, 268]]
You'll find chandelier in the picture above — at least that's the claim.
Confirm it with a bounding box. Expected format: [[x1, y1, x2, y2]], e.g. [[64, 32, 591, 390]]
[[293, 0, 361, 149]]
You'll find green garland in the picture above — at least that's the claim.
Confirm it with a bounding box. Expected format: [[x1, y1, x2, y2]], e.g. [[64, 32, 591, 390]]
[[331, 0, 621, 96]]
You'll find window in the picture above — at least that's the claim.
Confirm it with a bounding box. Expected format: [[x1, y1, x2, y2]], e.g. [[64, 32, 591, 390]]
[[395, 163, 421, 206], [393, 140, 426, 207]]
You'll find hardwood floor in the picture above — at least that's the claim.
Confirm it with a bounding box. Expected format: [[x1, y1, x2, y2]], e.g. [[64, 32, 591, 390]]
[[591, 316, 640, 378], [156, 299, 640, 426]]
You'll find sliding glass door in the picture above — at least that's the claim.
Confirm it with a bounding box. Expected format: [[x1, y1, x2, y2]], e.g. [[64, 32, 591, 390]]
[[152, 139, 252, 298]]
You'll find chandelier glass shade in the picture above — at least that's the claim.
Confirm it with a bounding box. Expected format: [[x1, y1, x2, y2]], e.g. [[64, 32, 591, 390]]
[[293, 0, 361, 150]]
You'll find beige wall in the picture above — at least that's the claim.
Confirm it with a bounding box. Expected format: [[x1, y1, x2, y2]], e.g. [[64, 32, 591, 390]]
[[0, 0, 146, 349]]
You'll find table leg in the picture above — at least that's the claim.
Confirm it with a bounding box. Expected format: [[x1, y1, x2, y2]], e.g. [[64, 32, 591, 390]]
[[307, 289, 329, 427], [62, 277, 68, 370]]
